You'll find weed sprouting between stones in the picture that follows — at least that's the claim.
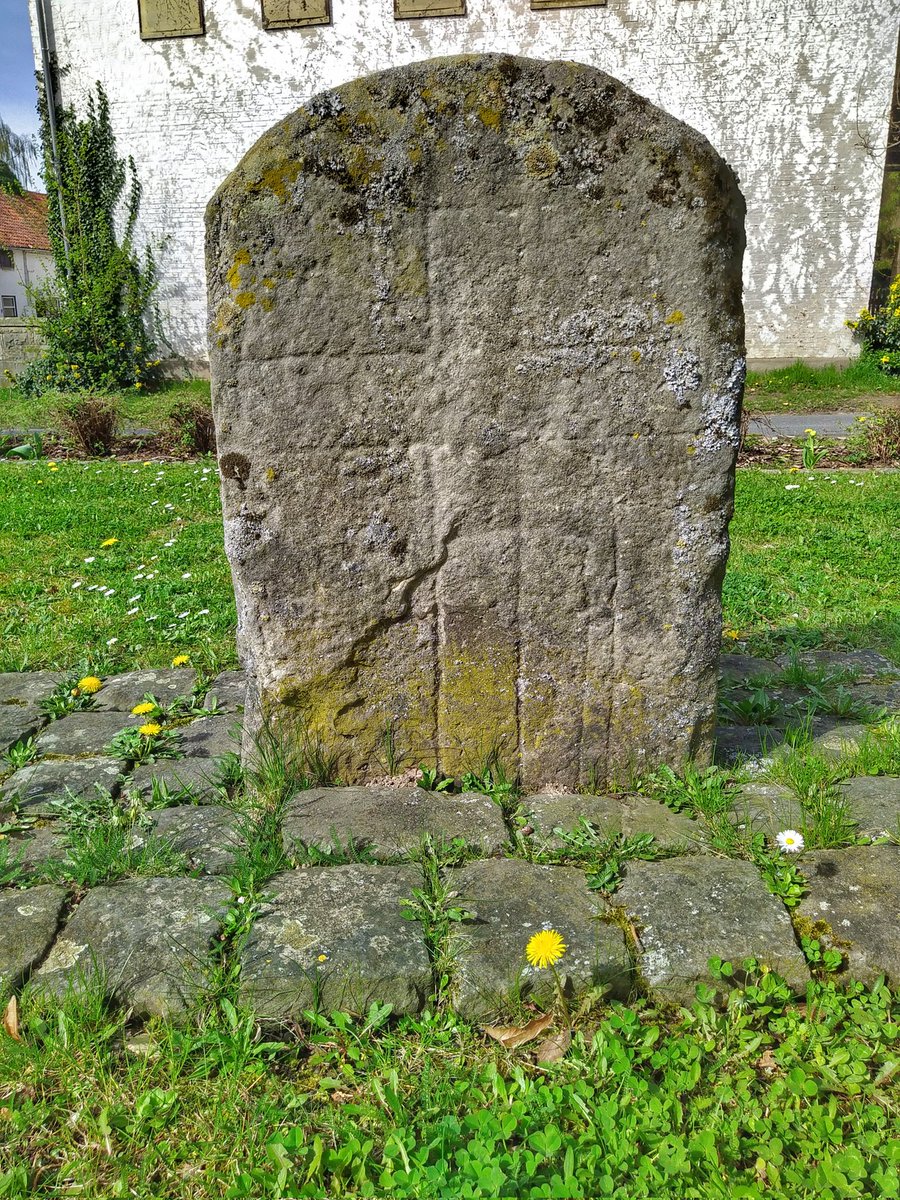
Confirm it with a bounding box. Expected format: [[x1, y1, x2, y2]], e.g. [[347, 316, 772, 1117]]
[[400, 834, 474, 1007], [1, 736, 39, 772]]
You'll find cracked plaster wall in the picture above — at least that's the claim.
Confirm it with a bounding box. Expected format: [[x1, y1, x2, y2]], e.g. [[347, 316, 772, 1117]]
[[30, 0, 898, 363]]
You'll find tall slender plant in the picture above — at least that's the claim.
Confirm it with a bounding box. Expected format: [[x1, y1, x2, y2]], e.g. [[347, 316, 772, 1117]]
[[20, 72, 159, 394]]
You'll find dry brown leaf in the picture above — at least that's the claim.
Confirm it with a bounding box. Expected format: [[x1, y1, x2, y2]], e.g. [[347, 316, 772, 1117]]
[[755, 1049, 778, 1074], [2, 997, 19, 1042], [536, 1027, 571, 1063], [482, 1013, 553, 1050]]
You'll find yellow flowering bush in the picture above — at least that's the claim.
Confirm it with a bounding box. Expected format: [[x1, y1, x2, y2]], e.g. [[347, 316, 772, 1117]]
[[848, 278, 900, 373]]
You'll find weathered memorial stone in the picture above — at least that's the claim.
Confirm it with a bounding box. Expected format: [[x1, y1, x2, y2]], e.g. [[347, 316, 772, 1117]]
[[207, 54, 745, 788]]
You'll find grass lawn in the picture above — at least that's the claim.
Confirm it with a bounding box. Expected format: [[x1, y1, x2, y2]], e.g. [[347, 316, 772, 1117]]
[[0, 379, 211, 433], [0, 461, 897, 673], [745, 358, 900, 415]]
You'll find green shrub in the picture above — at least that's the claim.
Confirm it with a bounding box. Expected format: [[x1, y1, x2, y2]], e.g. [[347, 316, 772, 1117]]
[[848, 278, 900, 373], [845, 410, 900, 465]]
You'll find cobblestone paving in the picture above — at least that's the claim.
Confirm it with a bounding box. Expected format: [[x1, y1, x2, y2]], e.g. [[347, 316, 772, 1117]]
[[1, 657, 897, 1019]]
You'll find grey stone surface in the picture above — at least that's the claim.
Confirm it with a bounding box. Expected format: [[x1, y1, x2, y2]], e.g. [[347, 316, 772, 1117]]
[[282, 787, 508, 859], [125, 757, 223, 805], [810, 720, 869, 759], [448, 859, 631, 1017], [208, 54, 745, 790], [0, 671, 59, 705], [839, 776, 899, 839], [0, 705, 46, 754], [522, 792, 705, 853], [178, 716, 239, 759], [731, 782, 804, 837], [239, 865, 430, 1017], [616, 857, 809, 1004], [1, 757, 124, 817], [719, 655, 777, 684], [714, 725, 781, 764], [135, 804, 245, 876], [795, 847, 900, 985], [850, 682, 900, 713], [4, 826, 71, 874], [204, 670, 246, 713], [780, 650, 899, 682], [0, 885, 67, 992], [35, 713, 141, 757], [32, 877, 231, 1017], [91, 669, 198, 712]]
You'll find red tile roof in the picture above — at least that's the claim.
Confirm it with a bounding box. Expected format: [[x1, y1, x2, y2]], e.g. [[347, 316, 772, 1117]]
[[0, 190, 51, 251]]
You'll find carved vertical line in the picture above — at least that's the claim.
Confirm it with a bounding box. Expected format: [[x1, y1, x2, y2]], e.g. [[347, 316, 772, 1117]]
[[514, 445, 524, 781], [605, 495, 620, 779]]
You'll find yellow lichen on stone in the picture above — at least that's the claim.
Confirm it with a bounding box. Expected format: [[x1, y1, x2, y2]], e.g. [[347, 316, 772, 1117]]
[[235, 292, 256, 309], [248, 160, 302, 203], [524, 143, 560, 179], [437, 642, 518, 776], [631, 349, 642, 363], [665, 310, 685, 325]]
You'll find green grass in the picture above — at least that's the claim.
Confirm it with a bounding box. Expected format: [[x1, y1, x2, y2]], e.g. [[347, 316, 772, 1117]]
[[0, 379, 210, 433], [745, 358, 900, 414], [723, 470, 900, 663], [0, 457, 235, 672], [0, 974, 897, 1199], [2, 462, 897, 673]]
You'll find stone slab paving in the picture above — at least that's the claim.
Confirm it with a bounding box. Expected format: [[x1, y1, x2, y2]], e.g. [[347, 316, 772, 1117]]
[[0, 671, 59, 705], [839, 776, 899, 840], [811, 720, 869, 759], [125, 758, 223, 804], [719, 654, 777, 683], [616, 857, 810, 1006], [0, 705, 47, 755], [239, 865, 431, 1018], [0, 886, 67, 992], [449, 859, 632, 1019], [5, 827, 71, 874], [282, 787, 508, 860], [795, 847, 900, 985], [521, 793, 706, 854], [780, 650, 899, 682], [203, 670, 247, 713], [90, 669, 198, 712], [35, 712, 141, 757], [179, 716, 240, 759], [134, 804, 245, 876], [1, 757, 124, 816], [731, 782, 804, 837], [32, 877, 231, 1017]]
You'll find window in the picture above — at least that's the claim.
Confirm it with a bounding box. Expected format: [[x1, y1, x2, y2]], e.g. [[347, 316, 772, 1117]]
[[0, 249, 13, 270], [1, 296, 18, 317]]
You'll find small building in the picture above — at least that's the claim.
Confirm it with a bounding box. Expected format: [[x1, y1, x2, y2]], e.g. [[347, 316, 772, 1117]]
[[0, 189, 53, 319]]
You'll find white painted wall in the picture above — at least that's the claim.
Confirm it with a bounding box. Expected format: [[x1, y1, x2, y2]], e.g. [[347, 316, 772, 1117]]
[[0, 247, 53, 318], [30, 0, 899, 363]]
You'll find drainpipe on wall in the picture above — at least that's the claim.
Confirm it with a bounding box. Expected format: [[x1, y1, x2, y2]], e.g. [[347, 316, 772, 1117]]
[[33, 0, 70, 267]]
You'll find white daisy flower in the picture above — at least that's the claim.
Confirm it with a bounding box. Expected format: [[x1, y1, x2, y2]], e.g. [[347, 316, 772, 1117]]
[[775, 830, 804, 853]]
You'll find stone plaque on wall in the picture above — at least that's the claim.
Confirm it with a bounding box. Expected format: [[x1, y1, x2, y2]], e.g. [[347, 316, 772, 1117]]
[[394, 0, 465, 19], [262, 0, 331, 29], [207, 55, 745, 790], [138, 0, 205, 40], [531, 0, 606, 8]]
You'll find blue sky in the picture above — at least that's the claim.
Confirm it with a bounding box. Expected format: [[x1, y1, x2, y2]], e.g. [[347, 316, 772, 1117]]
[[0, 0, 40, 140]]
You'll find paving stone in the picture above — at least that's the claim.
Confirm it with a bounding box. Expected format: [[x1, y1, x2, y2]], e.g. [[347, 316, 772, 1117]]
[[0, 705, 47, 754], [810, 720, 869, 759], [448, 859, 631, 1018], [0, 671, 59, 705], [35, 713, 141, 757], [0, 885, 68, 993], [4, 827, 71, 874], [239, 865, 430, 1018], [203, 670, 246, 713], [32, 876, 231, 1018], [714, 725, 782, 765], [731, 782, 804, 837], [781, 650, 899, 682], [850, 682, 900, 714], [839, 776, 900, 840], [282, 787, 508, 860], [521, 793, 705, 853], [178, 716, 240, 759], [124, 757, 223, 805], [131, 804, 245, 876], [91, 669, 198, 712], [719, 655, 778, 684], [1, 757, 124, 817], [795, 846, 900, 985], [616, 857, 809, 1005]]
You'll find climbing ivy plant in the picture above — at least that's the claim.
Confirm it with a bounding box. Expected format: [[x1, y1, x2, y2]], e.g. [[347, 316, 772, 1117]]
[[20, 74, 159, 394]]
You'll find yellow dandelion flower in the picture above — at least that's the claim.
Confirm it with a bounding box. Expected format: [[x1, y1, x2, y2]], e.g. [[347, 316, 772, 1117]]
[[76, 675, 103, 694], [49, 464, 58, 472], [131, 701, 156, 715], [804, 428, 816, 436], [171, 654, 190, 667], [725, 629, 740, 640], [317, 953, 328, 962], [881, 355, 890, 364], [525, 929, 567, 969], [100, 538, 118, 547], [139, 723, 162, 737]]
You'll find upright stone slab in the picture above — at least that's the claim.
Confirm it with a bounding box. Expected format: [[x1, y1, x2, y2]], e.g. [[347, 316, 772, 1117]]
[[207, 54, 745, 789]]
